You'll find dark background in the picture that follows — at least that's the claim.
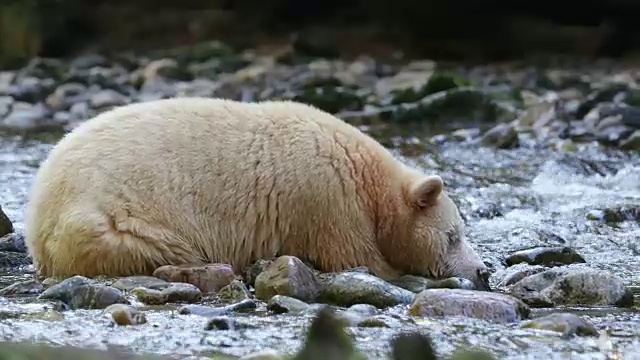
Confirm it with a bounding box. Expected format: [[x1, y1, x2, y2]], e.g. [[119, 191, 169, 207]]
[[2, 0, 640, 68]]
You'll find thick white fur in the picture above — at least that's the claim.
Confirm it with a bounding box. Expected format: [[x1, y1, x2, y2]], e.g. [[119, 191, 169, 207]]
[[24, 97, 488, 284]]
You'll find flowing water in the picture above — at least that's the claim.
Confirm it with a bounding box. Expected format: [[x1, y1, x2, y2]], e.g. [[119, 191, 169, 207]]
[[0, 125, 638, 359]]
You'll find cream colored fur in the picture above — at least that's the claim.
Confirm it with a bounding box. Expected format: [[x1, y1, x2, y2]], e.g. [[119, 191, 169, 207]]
[[24, 97, 488, 286]]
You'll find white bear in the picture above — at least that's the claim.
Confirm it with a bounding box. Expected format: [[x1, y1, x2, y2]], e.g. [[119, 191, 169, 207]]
[[24, 97, 490, 290]]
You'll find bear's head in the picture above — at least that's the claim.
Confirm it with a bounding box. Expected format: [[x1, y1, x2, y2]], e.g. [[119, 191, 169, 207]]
[[385, 173, 491, 291]]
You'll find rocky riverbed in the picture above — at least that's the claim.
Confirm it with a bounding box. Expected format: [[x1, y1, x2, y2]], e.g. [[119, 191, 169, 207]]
[[0, 42, 639, 359]]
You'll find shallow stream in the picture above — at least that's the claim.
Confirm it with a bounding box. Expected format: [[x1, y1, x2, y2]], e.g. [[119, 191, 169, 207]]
[[0, 124, 638, 359]]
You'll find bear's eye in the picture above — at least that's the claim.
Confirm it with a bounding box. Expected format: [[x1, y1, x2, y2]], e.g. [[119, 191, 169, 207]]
[[446, 228, 460, 247]]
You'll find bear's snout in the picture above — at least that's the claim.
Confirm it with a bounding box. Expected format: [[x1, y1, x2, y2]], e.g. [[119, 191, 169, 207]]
[[474, 268, 492, 292]]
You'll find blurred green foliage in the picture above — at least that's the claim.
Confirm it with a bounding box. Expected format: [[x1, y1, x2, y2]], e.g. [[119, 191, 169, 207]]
[[0, 0, 87, 68]]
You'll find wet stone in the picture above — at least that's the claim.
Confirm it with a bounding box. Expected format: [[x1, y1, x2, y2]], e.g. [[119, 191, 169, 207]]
[[204, 317, 235, 330], [0, 96, 12, 118], [216, 279, 252, 302], [317, 272, 415, 308], [132, 282, 202, 304], [38, 275, 128, 310], [130, 287, 167, 305], [23, 309, 65, 322], [586, 205, 640, 223], [505, 246, 586, 267], [104, 303, 147, 326], [0, 251, 32, 269], [408, 288, 530, 324], [254, 255, 321, 303], [267, 295, 310, 314], [494, 263, 548, 288], [0, 231, 26, 253], [1, 104, 60, 133], [390, 275, 476, 293], [598, 104, 640, 128], [179, 298, 257, 317], [619, 130, 640, 150], [0, 206, 13, 237], [239, 349, 284, 360], [481, 122, 519, 149], [89, 89, 129, 110], [45, 82, 88, 111], [41, 277, 63, 288], [162, 282, 202, 303], [521, 312, 598, 337], [112, 276, 169, 292], [113, 276, 168, 292], [152, 263, 236, 294], [355, 317, 390, 328], [0, 279, 44, 296], [507, 265, 634, 308], [346, 304, 378, 317]]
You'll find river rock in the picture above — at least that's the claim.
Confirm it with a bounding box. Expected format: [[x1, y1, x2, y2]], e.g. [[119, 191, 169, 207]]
[[41, 277, 63, 288], [390, 275, 476, 293], [139, 58, 191, 83], [0, 251, 32, 269], [130, 287, 166, 305], [7, 76, 52, 103], [104, 303, 147, 326], [0, 206, 13, 237], [597, 104, 640, 128], [0, 96, 12, 117], [507, 266, 634, 307], [347, 304, 378, 316], [521, 312, 598, 337], [45, 82, 88, 111], [0, 232, 26, 253], [162, 282, 202, 303], [408, 288, 530, 323], [267, 295, 310, 314], [131, 283, 202, 305], [205, 316, 236, 330], [254, 255, 321, 302], [179, 298, 257, 317], [1, 103, 60, 133], [0, 279, 44, 296], [586, 205, 640, 223], [505, 246, 586, 267], [242, 259, 274, 287], [132, 282, 202, 304], [217, 279, 252, 302], [338, 312, 390, 328], [494, 263, 548, 288], [152, 263, 236, 294], [240, 349, 284, 360], [89, 89, 128, 110], [38, 275, 128, 310], [481, 122, 519, 149], [111, 276, 170, 291], [375, 60, 435, 100], [317, 272, 415, 308], [619, 130, 640, 150]]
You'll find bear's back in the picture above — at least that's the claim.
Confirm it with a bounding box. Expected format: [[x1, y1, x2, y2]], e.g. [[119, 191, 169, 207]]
[[30, 97, 402, 253]]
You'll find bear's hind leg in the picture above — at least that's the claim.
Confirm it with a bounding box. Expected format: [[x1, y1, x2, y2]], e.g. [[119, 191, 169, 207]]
[[44, 206, 203, 278]]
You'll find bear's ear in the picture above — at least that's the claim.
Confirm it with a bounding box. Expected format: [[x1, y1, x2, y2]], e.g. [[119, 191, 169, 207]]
[[409, 175, 444, 208]]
